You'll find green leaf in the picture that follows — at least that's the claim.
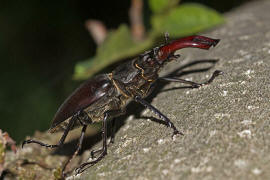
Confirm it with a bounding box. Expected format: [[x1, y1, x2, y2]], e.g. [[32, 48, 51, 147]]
[[148, 0, 180, 14], [74, 3, 224, 80], [74, 24, 153, 80], [151, 3, 224, 37]]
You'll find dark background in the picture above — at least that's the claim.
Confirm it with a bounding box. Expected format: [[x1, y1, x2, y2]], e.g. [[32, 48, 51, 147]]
[[0, 0, 251, 141]]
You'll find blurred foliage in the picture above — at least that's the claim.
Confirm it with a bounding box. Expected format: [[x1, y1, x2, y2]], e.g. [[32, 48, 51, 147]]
[[151, 3, 224, 36], [148, 0, 180, 13], [75, 25, 153, 79], [74, 0, 224, 79]]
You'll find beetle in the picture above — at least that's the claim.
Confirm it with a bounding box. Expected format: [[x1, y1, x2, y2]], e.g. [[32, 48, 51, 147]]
[[22, 34, 222, 175]]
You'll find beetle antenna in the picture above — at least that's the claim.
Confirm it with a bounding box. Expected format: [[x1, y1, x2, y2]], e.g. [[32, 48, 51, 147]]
[[164, 32, 170, 43]]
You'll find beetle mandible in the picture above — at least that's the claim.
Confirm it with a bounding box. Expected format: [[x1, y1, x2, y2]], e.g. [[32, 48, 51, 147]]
[[22, 34, 223, 175]]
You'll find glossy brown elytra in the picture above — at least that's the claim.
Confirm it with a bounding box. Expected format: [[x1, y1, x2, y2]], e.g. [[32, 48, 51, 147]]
[[22, 34, 223, 176]]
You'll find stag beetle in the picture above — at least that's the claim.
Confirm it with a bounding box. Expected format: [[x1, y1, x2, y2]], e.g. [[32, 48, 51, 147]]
[[22, 34, 222, 175]]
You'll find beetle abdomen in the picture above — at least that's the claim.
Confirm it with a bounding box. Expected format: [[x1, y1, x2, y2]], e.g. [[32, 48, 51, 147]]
[[49, 74, 116, 133]]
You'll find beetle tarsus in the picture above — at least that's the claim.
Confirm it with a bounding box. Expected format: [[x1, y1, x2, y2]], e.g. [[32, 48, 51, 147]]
[[91, 135, 116, 159], [193, 70, 224, 87], [172, 130, 184, 139], [22, 139, 59, 148], [90, 144, 110, 159], [76, 150, 107, 174], [90, 148, 105, 159], [205, 70, 224, 84]]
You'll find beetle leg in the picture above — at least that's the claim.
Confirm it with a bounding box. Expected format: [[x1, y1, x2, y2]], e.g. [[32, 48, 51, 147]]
[[75, 111, 108, 174], [75, 110, 123, 174], [22, 116, 76, 149], [76, 112, 109, 174], [90, 119, 114, 159], [86, 119, 116, 160], [159, 70, 223, 88], [90, 119, 114, 158], [134, 96, 184, 137], [62, 125, 87, 177], [109, 109, 125, 143], [90, 109, 125, 159], [109, 118, 116, 144]]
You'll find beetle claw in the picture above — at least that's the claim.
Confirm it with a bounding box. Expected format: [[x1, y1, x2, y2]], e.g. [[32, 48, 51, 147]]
[[213, 70, 224, 76], [75, 163, 89, 175], [21, 141, 26, 148], [172, 130, 184, 139], [90, 149, 102, 159], [75, 167, 82, 175]]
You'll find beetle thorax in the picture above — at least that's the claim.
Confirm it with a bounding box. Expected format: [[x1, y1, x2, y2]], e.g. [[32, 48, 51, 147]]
[[111, 55, 160, 98]]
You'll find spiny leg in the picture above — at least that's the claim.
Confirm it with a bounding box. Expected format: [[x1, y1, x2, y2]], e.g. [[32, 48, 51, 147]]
[[90, 118, 115, 159], [109, 119, 116, 144], [90, 110, 125, 159], [76, 110, 124, 174], [160, 70, 223, 88], [75, 112, 109, 174], [22, 116, 76, 149], [134, 96, 183, 137], [62, 125, 87, 177], [90, 119, 116, 159]]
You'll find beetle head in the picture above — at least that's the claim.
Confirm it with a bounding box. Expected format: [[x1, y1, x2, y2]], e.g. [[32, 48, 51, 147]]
[[134, 35, 220, 81], [134, 48, 162, 80]]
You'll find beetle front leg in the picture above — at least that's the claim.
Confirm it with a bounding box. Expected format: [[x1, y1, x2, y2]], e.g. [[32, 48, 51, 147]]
[[160, 70, 223, 88], [134, 96, 183, 137]]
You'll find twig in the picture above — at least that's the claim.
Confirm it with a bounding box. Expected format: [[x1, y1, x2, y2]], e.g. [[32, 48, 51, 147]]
[[85, 20, 107, 45], [129, 0, 145, 41]]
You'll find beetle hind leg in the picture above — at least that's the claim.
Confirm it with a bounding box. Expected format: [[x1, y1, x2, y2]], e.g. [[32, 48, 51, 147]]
[[22, 116, 76, 149]]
